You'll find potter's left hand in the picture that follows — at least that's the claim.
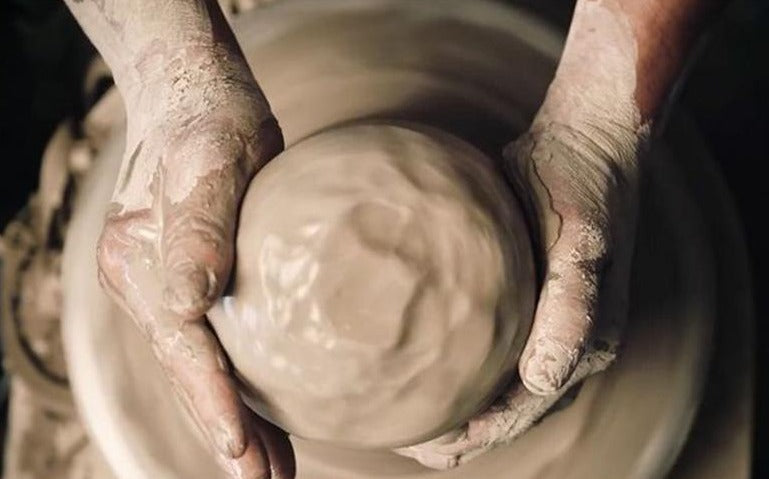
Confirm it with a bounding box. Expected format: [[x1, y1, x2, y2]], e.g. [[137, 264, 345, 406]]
[[397, 0, 723, 468], [64, 1, 296, 477]]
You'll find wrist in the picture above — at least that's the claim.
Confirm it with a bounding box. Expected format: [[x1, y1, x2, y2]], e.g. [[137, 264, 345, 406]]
[[122, 40, 260, 119], [119, 46, 278, 166], [531, 76, 649, 171], [528, 0, 651, 168], [519, 121, 644, 184]]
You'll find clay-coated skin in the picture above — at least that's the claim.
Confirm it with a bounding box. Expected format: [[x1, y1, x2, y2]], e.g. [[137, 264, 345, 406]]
[[61, 0, 725, 475], [63, 1, 292, 478], [397, 0, 726, 468]]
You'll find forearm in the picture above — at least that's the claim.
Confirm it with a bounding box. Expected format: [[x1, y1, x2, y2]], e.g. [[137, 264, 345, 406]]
[[535, 0, 726, 137], [625, 0, 726, 120], [64, 0, 268, 128]]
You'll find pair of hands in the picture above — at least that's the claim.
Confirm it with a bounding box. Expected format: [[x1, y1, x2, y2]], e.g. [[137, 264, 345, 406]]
[[63, 0, 718, 473], [95, 75, 641, 479]]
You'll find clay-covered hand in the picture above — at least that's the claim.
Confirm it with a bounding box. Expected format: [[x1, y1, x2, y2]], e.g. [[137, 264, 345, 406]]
[[394, 0, 669, 467], [95, 78, 293, 478], [396, 115, 641, 468], [63, 0, 296, 476], [507, 119, 640, 397]]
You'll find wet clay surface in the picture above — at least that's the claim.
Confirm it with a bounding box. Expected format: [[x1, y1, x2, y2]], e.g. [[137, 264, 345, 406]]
[[208, 124, 534, 448]]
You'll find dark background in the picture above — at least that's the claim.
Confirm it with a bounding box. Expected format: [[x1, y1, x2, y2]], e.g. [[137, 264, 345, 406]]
[[1, 0, 766, 476]]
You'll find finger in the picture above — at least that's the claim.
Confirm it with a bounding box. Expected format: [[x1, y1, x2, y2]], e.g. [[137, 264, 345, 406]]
[[251, 414, 296, 479], [100, 210, 290, 478], [97, 208, 161, 326], [158, 121, 256, 317], [394, 431, 466, 470], [218, 417, 294, 479], [161, 204, 233, 317], [154, 319, 295, 478], [152, 319, 253, 460], [394, 446, 460, 470], [396, 380, 536, 468], [398, 362, 604, 469], [215, 432, 270, 479], [98, 190, 247, 459], [519, 217, 609, 395]]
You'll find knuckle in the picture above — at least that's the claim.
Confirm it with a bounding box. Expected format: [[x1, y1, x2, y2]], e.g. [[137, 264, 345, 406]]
[[96, 219, 133, 284], [165, 209, 227, 252], [96, 208, 157, 299], [162, 211, 231, 283], [163, 261, 219, 317]]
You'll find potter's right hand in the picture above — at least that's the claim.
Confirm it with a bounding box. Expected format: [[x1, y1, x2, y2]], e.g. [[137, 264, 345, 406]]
[[396, 111, 642, 469], [396, 0, 728, 467], [396, 0, 660, 468]]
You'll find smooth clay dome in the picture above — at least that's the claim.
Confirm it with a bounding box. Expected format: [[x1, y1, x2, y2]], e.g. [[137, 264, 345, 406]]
[[208, 123, 535, 449]]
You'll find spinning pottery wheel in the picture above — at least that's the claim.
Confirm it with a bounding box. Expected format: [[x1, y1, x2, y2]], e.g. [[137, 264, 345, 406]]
[[58, 1, 748, 478]]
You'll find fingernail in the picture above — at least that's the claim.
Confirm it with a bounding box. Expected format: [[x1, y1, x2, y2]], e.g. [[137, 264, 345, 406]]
[[520, 339, 580, 395], [214, 422, 244, 459]]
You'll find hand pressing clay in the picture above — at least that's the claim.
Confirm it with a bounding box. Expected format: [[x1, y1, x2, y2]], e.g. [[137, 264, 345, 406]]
[[208, 123, 535, 449]]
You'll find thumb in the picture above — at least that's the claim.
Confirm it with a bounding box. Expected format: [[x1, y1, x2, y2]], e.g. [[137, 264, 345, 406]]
[[504, 129, 624, 396], [518, 215, 611, 395]]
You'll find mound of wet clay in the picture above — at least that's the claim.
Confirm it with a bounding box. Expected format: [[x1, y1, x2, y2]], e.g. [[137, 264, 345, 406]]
[[208, 123, 535, 448]]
